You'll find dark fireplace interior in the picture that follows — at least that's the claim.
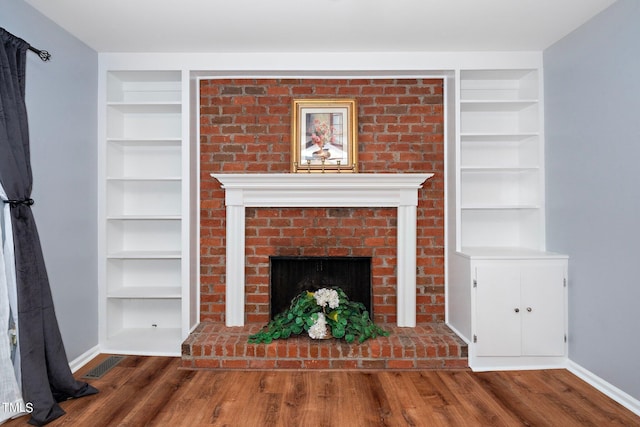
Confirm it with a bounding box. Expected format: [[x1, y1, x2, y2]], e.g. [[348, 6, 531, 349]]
[[270, 256, 372, 318]]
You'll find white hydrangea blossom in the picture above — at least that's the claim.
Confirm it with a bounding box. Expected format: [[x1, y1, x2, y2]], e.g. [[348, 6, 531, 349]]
[[313, 288, 339, 309], [308, 312, 328, 339]]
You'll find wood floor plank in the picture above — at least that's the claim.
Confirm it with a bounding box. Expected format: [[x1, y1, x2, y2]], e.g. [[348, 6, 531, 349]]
[[344, 372, 387, 427], [150, 367, 227, 426], [278, 371, 320, 427], [117, 364, 196, 426], [408, 371, 459, 426], [80, 356, 177, 427], [360, 371, 397, 426], [432, 371, 517, 426], [475, 369, 601, 427], [205, 370, 258, 426], [472, 370, 563, 426], [5, 356, 639, 427], [316, 371, 348, 427], [537, 370, 639, 426], [375, 372, 427, 426]]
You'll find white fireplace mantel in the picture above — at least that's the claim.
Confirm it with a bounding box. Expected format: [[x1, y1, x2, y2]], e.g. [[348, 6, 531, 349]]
[[211, 173, 434, 327]]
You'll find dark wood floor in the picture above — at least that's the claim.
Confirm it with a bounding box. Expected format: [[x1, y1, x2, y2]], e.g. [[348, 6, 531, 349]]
[[6, 354, 639, 426]]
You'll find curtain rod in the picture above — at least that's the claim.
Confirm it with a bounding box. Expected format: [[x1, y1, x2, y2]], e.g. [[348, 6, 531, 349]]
[[28, 45, 51, 62], [0, 27, 51, 62]]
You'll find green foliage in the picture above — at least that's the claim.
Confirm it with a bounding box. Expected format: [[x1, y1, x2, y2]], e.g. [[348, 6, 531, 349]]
[[248, 287, 389, 344]]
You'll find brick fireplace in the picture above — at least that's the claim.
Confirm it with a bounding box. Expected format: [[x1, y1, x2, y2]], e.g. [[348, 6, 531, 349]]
[[211, 173, 432, 327], [182, 77, 468, 370]]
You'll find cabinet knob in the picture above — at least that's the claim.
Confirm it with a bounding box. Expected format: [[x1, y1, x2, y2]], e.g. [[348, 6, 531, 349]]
[[527, 307, 532, 312], [514, 308, 520, 313]]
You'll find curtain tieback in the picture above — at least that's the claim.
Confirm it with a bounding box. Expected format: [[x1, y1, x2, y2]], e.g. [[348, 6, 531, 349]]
[[2, 198, 35, 207]]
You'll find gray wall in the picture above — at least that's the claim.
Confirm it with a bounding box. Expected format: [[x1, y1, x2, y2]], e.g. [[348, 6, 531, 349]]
[[544, 0, 640, 401], [2, 0, 98, 361]]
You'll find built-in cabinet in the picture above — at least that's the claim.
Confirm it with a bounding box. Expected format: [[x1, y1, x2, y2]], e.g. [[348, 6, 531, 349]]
[[470, 254, 568, 369], [100, 70, 196, 355], [448, 68, 569, 370]]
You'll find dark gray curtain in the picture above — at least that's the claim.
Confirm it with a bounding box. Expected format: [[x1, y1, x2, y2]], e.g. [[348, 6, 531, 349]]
[[0, 28, 97, 426]]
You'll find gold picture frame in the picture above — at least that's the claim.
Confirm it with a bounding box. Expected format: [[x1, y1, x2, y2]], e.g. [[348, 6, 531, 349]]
[[291, 98, 358, 173]]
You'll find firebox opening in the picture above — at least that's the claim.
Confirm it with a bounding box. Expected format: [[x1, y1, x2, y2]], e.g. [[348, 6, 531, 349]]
[[269, 256, 372, 319]]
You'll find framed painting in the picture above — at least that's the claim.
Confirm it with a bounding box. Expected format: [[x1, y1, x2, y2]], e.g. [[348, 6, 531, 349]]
[[291, 99, 358, 173]]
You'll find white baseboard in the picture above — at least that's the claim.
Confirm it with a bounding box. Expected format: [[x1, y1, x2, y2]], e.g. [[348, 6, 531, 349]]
[[68, 345, 100, 373], [567, 359, 640, 417]]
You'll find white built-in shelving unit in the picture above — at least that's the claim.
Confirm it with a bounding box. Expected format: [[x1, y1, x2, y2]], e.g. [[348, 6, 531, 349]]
[[94, 55, 566, 368], [448, 68, 569, 371], [100, 70, 196, 355], [458, 69, 544, 252]]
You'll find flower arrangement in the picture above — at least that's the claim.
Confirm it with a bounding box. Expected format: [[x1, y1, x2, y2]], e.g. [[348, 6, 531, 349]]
[[310, 119, 335, 149], [248, 287, 389, 344]]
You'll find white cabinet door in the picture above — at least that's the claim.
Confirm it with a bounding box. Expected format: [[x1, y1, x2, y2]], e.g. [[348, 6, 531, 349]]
[[521, 263, 566, 356], [474, 263, 521, 356], [474, 260, 566, 357]]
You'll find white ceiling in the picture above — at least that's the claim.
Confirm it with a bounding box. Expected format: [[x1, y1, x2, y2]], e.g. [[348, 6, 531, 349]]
[[24, 0, 616, 53]]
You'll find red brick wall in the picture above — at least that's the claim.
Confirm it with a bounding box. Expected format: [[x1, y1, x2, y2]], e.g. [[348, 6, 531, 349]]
[[200, 78, 444, 325]]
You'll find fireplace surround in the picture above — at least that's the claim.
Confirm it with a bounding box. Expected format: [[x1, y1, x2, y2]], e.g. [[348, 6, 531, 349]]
[[212, 173, 433, 327]]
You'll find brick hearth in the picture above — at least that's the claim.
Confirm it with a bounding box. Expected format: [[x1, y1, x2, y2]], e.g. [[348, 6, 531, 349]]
[[181, 322, 468, 370]]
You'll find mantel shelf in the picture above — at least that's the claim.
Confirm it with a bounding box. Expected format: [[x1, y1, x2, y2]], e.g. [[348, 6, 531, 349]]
[[212, 173, 433, 189], [212, 173, 433, 208]]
